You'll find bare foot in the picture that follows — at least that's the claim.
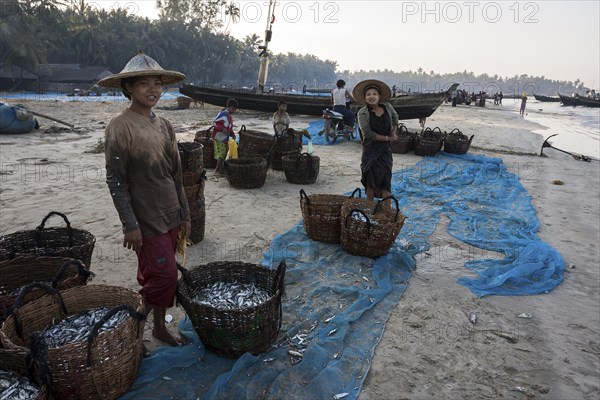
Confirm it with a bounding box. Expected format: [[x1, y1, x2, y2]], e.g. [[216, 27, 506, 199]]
[[152, 328, 186, 346]]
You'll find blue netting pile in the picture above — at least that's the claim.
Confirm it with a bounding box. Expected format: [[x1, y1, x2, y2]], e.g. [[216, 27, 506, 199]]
[[120, 153, 564, 399], [301, 119, 360, 145]]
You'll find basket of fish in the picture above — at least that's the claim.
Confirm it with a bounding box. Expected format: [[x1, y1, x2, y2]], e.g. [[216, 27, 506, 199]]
[[1, 257, 93, 322], [300, 188, 362, 244], [177, 261, 286, 358], [0, 212, 96, 269], [0, 284, 146, 400], [0, 369, 48, 400], [390, 123, 415, 154], [443, 128, 474, 154], [340, 195, 405, 258], [414, 127, 446, 156]]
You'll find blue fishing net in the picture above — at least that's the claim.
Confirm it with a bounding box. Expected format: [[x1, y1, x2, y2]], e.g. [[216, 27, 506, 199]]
[[120, 153, 564, 399]]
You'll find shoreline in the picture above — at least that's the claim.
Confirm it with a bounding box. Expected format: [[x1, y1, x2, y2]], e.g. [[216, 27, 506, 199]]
[[0, 100, 598, 399]]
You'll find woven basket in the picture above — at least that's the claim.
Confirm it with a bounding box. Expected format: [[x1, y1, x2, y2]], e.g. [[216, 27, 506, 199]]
[[0, 345, 50, 400], [271, 129, 302, 170], [183, 169, 202, 186], [0, 284, 146, 400], [238, 125, 275, 159], [414, 127, 446, 156], [282, 153, 320, 184], [177, 261, 286, 358], [391, 124, 415, 154], [178, 141, 203, 173], [176, 96, 192, 109], [340, 196, 405, 258], [444, 129, 474, 154], [1, 258, 93, 322], [224, 157, 268, 189], [195, 128, 216, 169], [300, 188, 362, 243], [0, 212, 96, 269]]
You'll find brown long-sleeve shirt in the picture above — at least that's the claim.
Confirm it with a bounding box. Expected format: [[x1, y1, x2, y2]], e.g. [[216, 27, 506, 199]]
[[105, 109, 190, 238]]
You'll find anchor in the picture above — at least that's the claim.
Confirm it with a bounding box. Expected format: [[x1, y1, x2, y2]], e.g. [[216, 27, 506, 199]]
[[540, 134, 593, 162]]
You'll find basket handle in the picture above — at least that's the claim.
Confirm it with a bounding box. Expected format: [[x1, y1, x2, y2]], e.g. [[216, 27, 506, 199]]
[[448, 128, 462, 135], [348, 188, 362, 199], [238, 124, 247, 133], [28, 331, 51, 389], [86, 304, 146, 367], [373, 195, 400, 222], [468, 135, 474, 144], [7, 282, 68, 340], [36, 211, 74, 247], [344, 209, 372, 234], [299, 189, 312, 216], [272, 260, 287, 296], [431, 127, 443, 134], [398, 123, 408, 133], [51, 259, 94, 288]]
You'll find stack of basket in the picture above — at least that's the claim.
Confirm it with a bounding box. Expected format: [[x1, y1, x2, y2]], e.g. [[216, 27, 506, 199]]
[[271, 128, 302, 170], [0, 284, 146, 400], [414, 127, 446, 156], [178, 142, 206, 243], [194, 128, 216, 170], [443, 129, 474, 154]]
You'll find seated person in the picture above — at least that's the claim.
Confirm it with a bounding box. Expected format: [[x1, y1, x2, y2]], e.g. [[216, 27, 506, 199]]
[[272, 100, 290, 136]]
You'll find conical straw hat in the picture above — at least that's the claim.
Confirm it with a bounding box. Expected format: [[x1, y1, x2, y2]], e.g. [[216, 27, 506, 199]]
[[352, 79, 392, 105], [99, 52, 185, 88]]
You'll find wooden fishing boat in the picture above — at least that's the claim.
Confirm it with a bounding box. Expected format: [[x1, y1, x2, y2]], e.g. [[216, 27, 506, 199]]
[[533, 94, 561, 102], [576, 95, 600, 108], [558, 93, 582, 107], [0, 102, 38, 134], [179, 83, 458, 120]]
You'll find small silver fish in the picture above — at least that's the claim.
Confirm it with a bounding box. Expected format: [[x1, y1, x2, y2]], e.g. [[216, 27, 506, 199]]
[[469, 312, 477, 324], [333, 393, 349, 400]]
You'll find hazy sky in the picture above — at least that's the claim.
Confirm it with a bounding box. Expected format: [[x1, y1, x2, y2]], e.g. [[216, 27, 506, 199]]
[[98, 1, 600, 87]]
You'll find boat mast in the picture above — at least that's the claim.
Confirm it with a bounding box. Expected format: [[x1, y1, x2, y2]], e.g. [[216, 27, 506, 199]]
[[257, 0, 276, 94]]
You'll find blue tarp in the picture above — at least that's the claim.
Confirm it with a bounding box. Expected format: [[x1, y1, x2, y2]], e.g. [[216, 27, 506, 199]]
[[120, 153, 564, 399]]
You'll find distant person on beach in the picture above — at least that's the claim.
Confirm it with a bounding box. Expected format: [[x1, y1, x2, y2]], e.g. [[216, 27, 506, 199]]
[[273, 100, 290, 135], [212, 98, 238, 175], [498, 91, 503, 105], [99, 52, 190, 348], [520, 92, 528, 115], [353, 79, 399, 204], [392, 84, 397, 97], [331, 79, 356, 131]]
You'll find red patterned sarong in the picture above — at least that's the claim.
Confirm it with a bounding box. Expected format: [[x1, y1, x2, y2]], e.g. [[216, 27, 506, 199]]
[[136, 226, 179, 307]]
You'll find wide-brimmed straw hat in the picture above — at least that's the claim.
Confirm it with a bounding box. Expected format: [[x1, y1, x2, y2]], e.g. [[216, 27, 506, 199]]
[[352, 79, 392, 105], [99, 52, 185, 88]]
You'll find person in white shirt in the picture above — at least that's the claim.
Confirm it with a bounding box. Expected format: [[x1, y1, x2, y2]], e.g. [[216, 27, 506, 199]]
[[331, 79, 356, 131]]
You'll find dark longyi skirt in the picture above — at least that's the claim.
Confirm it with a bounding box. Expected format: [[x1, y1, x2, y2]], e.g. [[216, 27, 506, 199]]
[[360, 141, 392, 193]]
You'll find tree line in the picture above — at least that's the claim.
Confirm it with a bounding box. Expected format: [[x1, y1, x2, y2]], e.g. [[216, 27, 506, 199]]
[[0, 0, 587, 95]]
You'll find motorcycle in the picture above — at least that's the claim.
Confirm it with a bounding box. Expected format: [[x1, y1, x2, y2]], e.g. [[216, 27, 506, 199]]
[[319, 108, 357, 143]]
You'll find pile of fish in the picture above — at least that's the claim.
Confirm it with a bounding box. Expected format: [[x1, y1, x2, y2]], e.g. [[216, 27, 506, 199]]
[[0, 370, 39, 400], [192, 281, 271, 310], [350, 211, 381, 225], [40, 306, 128, 348]]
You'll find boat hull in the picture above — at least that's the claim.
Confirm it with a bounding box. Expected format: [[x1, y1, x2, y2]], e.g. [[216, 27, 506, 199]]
[[0, 103, 37, 134], [179, 83, 458, 120], [558, 93, 582, 107], [577, 96, 600, 108], [533, 94, 561, 102]]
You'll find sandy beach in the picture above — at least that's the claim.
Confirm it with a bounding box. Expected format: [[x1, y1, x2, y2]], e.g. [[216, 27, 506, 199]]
[[0, 97, 598, 399]]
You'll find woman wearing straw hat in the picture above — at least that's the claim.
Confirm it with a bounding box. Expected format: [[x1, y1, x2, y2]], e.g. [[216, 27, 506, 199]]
[[353, 79, 399, 202], [99, 52, 190, 347]]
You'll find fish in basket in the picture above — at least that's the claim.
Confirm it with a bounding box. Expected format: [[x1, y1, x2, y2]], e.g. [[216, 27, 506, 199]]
[[390, 123, 415, 154], [414, 127, 446, 157], [0, 369, 48, 400], [340, 195, 405, 258], [1, 258, 93, 323], [0, 284, 146, 400], [223, 157, 268, 189], [282, 153, 320, 184], [300, 188, 362, 244], [0, 212, 96, 269], [237, 125, 275, 159], [443, 128, 474, 154], [176, 261, 286, 358]]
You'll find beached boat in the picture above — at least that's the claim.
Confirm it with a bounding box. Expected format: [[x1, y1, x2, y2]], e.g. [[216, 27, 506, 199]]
[[576, 95, 600, 108], [558, 93, 582, 107], [533, 94, 561, 102], [0, 102, 38, 134], [179, 83, 459, 120]]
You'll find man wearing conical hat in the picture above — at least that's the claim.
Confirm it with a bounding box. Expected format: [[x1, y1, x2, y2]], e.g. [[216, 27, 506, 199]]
[[100, 52, 189, 347]]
